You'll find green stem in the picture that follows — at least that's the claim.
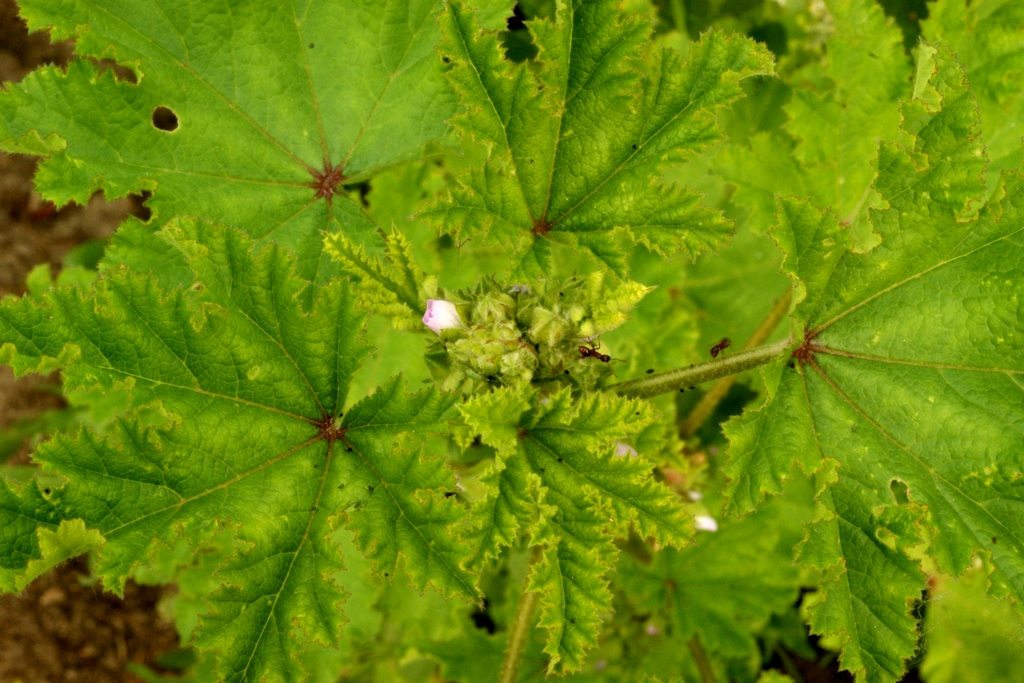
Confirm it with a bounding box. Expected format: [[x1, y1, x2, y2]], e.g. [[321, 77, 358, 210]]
[[679, 289, 792, 438], [500, 549, 542, 683], [688, 636, 717, 683], [611, 337, 793, 399]]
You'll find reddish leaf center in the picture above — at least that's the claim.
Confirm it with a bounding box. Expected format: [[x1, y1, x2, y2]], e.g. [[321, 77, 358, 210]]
[[310, 164, 345, 200], [792, 335, 822, 365]]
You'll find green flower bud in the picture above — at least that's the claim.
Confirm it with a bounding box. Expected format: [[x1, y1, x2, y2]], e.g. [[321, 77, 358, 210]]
[[424, 275, 651, 395]]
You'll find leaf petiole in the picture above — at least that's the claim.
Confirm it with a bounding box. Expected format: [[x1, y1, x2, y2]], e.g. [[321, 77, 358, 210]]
[[611, 337, 793, 399], [679, 289, 792, 438], [500, 547, 543, 683]]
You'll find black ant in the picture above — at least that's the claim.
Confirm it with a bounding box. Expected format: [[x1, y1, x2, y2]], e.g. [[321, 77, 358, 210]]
[[710, 337, 731, 358]]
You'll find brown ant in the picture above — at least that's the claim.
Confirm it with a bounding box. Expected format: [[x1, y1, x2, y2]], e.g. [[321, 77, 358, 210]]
[[577, 339, 625, 376], [578, 338, 621, 363], [710, 337, 732, 358], [578, 344, 612, 363]]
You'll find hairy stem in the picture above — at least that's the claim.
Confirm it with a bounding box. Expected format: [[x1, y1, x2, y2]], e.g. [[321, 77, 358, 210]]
[[500, 548, 542, 683], [679, 288, 792, 438], [611, 337, 793, 399], [688, 636, 717, 683]]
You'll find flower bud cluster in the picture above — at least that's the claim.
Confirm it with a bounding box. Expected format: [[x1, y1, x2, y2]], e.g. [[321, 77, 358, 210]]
[[423, 272, 653, 395]]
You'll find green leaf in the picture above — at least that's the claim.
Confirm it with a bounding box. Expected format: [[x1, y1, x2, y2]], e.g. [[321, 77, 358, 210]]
[[714, 0, 911, 247], [0, 218, 475, 682], [620, 494, 811, 664], [2, 0, 513, 288], [717, 197, 849, 512], [629, 229, 791, 357], [771, 197, 853, 320], [724, 44, 1024, 683], [323, 228, 435, 330], [18, 518, 106, 591], [422, 627, 509, 683], [362, 153, 514, 292], [757, 673, 795, 683], [920, 562, 1024, 683], [923, 0, 1024, 185], [424, 0, 773, 276], [459, 387, 692, 672]]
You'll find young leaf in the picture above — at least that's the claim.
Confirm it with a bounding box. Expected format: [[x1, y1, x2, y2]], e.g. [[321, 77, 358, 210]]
[[323, 229, 435, 330], [458, 386, 692, 671], [0, 0, 512, 288], [0, 218, 476, 682], [424, 0, 774, 276], [724, 44, 1024, 683]]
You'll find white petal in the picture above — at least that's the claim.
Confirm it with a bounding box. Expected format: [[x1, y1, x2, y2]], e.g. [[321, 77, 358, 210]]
[[422, 299, 462, 334], [694, 515, 718, 532], [614, 441, 638, 457]]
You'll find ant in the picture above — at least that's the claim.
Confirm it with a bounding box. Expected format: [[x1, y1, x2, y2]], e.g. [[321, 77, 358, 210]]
[[577, 339, 624, 366], [579, 344, 611, 363], [710, 337, 731, 358]]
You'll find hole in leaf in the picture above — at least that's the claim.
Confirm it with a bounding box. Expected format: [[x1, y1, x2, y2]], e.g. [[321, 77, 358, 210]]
[[890, 479, 910, 505], [130, 191, 153, 222], [152, 106, 179, 131]]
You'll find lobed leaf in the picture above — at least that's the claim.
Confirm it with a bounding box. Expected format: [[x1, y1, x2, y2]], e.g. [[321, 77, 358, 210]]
[[0, 218, 475, 683], [620, 494, 811, 665], [425, 0, 774, 276], [1, 0, 513, 290], [714, 0, 911, 246], [460, 386, 691, 671], [724, 44, 1024, 683], [323, 229, 434, 330], [923, 0, 1024, 185]]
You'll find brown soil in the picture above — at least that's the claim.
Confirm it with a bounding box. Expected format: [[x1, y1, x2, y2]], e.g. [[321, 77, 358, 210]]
[[0, 559, 179, 683], [0, 2, 180, 681], [0, 0, 135, 301]]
